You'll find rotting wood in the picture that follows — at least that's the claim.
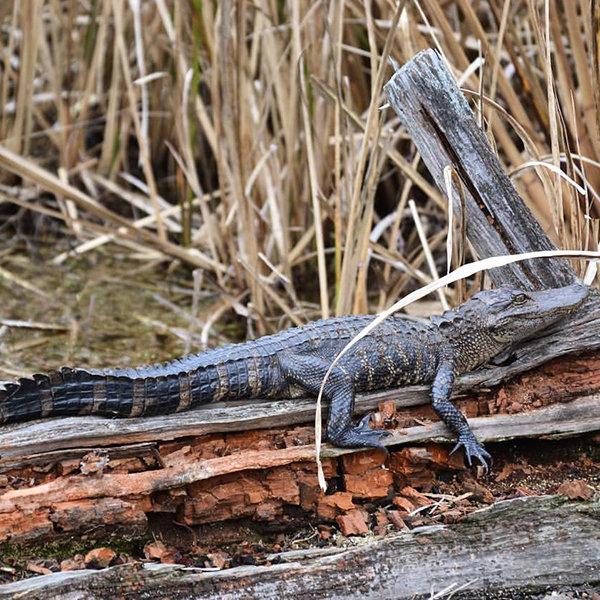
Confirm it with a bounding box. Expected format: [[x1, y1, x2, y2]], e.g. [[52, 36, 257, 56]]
[[1, 394, 599, 514], [0, 442, 158, 471], [1, 495, 598, 600], [384, 48, 577, 289]]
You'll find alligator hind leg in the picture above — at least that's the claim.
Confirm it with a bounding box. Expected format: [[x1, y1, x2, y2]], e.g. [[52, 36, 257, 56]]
[[279, 354, 390, 449]]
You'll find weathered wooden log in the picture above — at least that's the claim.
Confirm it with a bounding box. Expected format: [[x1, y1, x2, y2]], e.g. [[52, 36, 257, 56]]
[[2, 300, 600, 467], [384, 48, 577, 289], [1, 495, 598, 599]]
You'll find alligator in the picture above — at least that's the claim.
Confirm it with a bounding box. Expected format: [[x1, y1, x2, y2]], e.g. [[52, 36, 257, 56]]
[[0, 283, 588, 468]]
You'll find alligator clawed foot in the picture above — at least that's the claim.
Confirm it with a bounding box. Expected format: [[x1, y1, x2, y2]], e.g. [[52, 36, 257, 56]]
[[450, 433, 492, 471], [329, 414, 391, 451]]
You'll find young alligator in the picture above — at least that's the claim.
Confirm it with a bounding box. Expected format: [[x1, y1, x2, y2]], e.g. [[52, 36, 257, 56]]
[[0, 284, 588, 468]]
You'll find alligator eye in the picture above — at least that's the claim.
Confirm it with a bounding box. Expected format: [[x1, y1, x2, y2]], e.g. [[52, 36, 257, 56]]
[[512, 293, 528, 304]]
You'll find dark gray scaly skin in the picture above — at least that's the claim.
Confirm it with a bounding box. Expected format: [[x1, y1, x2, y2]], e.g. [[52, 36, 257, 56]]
[[0, 284, 588, 468]]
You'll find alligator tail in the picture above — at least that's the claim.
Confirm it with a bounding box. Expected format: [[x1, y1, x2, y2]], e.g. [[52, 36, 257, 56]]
[[0, 356, 271, 424]]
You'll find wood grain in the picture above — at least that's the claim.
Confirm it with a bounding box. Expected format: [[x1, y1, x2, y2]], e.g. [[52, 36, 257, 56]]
[[384, 49, 576, 289], [1, 495, 598, 599]]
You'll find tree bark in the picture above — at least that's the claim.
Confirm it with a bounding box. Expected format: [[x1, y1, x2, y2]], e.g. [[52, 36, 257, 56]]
[[384, 49, 577, 289], [1, 495, 598, 600]]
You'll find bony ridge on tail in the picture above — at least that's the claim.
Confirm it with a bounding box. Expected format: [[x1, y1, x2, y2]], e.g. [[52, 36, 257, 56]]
[[0, 284, 588, 469]]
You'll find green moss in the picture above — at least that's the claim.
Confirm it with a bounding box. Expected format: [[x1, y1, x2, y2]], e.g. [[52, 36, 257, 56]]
[[0, 532, 153, 561]]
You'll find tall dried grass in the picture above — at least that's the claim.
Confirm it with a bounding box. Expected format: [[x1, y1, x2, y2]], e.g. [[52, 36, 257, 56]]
[[0, 1, 598, 332]]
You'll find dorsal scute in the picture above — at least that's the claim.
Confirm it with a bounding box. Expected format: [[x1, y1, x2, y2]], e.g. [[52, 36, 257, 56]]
[[431, 310, 464, 328], [17, 377, 37, 391], [2, 383, 19, 395]]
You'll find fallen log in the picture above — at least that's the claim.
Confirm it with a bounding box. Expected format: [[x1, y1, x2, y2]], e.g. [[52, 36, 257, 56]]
[[2, 300, 600, 467], [1, 495, 598, 600]]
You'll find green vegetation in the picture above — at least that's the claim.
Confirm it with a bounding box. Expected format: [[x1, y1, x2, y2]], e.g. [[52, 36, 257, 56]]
[[0, 533, 151, 562]]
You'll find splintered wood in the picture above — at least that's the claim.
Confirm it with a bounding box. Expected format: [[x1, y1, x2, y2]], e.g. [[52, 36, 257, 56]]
[[1, 350, 600, 545]]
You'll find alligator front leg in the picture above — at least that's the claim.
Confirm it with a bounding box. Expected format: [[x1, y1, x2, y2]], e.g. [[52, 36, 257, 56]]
[[279, 354, 390, 449], [431, 360, 491, 469]]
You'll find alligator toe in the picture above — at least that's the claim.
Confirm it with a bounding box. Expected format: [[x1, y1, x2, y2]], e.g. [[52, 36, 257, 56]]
[[329, 416, 391, 450], [450, 433, 491, 470]]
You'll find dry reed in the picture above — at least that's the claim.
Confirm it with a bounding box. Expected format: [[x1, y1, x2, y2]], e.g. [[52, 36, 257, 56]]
[[0, 1, 598, 333]]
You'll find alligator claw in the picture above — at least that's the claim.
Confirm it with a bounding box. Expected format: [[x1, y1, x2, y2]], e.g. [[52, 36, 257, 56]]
[[330, 414, 391, 450], [450, 433, 492, 471]]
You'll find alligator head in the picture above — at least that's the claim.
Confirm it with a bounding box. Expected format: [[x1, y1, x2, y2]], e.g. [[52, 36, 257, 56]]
[[433, 283, 589, 371]]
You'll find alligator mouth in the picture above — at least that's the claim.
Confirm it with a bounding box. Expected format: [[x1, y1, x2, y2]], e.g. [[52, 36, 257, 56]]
[[537, 284, 588, 308], [513, 284, 588, 320]]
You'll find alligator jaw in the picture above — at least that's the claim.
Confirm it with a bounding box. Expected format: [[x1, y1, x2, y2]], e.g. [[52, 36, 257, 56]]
[[520, 283, 588, 319]]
